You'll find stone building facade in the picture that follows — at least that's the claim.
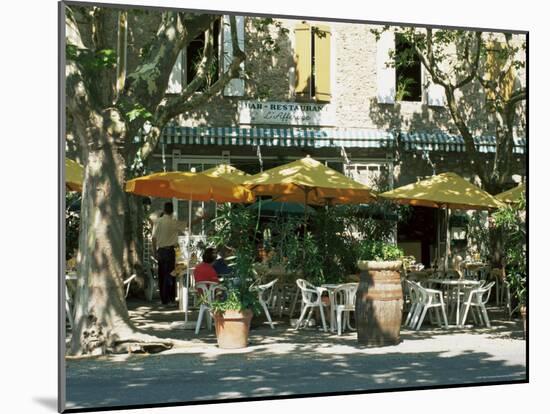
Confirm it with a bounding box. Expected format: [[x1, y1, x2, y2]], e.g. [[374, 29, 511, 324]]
[[145, 15, 527, 263]]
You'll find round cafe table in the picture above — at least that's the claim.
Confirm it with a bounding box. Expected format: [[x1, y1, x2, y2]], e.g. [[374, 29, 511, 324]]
[[427, 279, 480, 327]]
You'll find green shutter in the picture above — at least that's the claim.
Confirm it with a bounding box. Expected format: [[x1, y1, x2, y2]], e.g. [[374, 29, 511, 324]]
[[314, 25, 331, 102]]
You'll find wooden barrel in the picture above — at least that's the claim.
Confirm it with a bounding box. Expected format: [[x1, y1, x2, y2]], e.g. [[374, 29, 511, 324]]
[[356, 260, 403, 346]]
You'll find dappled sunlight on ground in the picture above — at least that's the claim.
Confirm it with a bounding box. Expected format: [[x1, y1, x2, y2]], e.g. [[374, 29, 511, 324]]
[[64, 298, 526, 410]]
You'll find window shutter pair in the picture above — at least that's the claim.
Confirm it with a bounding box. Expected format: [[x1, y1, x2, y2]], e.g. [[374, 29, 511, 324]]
[[376, 31, 445, 106], [294, 23, 332, 102], [223, 15, 245, 97]]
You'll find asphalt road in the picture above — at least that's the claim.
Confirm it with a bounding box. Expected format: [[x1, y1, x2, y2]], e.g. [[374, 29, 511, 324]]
[[65, 324, 526, 410]]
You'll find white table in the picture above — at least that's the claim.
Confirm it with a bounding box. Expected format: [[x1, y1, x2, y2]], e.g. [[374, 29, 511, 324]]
[[427, 279, 480, 327]]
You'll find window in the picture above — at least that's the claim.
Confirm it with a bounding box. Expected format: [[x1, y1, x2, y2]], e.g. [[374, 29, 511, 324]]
[[345, 162, 391, 191], [294, 23, 331, 102], [166, 19, 221, 94], [394, 34, 422, 102]]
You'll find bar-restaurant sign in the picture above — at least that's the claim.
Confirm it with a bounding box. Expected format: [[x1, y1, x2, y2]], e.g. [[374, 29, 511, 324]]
[[238, 100, 336, 126]]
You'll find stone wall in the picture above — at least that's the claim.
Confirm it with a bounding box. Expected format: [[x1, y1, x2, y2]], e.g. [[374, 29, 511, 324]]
[[168, 17, 526, 138]]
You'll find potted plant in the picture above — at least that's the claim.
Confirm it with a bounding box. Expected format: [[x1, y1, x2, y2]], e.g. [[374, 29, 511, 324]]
[[355, 240, 404, 346], [205, 205, 262, 348]]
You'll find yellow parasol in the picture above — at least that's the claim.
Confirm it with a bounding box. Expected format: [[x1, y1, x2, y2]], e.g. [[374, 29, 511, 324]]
[[495, 183, 525, 204], [244, 156, 377, 262], [202, 164, 251, 185], [379, 172, 503, 210], [125, 171, 254, 203], [243, 156, 377, 206], [126, 171, 254, 324], [379, 172, 503, 272], [65, 158, 84, 192]]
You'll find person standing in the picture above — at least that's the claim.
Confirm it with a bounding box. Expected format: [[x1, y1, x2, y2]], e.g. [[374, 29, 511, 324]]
[[152, 202, 187, 305]]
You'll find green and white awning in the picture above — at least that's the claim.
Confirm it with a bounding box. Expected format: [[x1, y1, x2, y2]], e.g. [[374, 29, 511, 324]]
[[160, 126, 394, 149], [400, 132, 526, 154]]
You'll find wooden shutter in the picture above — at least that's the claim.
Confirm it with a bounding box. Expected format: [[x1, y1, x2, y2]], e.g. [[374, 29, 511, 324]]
[[166, 50, 184, 94], [314, 25, 331, 102], [485, 40, 516, 102], [223, 15, 245, 96], [294, 23, 312, 97], [376, 31, 396, 104]]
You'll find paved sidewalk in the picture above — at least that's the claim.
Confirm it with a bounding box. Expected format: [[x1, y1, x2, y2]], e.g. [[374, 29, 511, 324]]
[[65, 300, 527, 410]]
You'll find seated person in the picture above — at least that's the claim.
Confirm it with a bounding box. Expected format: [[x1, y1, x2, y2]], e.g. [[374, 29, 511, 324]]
[[213, 246, 232, 277], [194, 248, 220, 285]]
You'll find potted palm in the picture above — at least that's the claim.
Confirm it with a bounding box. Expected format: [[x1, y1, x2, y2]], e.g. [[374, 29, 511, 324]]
[[205, 205, 262, 348], [356, 240, 404, 346], [209, 248, 261, 349]]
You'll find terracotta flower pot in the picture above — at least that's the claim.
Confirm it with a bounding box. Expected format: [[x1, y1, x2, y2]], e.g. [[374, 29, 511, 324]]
[[213, 309, 253, 349], [356, 260, 403, 347]]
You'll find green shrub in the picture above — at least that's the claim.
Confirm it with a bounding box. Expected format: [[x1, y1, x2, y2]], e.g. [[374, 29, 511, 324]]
[[358, 240, 404, 261], [492, 193, 526, 310]]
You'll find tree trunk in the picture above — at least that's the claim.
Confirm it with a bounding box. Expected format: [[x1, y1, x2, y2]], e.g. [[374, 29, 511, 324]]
[[70, 122, 171, 356], [122, 193, 146, 297]]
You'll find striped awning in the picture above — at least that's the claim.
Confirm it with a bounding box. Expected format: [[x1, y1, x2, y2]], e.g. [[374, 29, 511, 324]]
[[400, 132, 526, 154], [160, 126, 394, 149]]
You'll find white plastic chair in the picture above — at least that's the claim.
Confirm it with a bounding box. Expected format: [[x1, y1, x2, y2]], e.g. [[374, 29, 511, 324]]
[[404, 280, 422, 329], [332, 283, 358, 335], [295, 279, 328, 332], [250, 278, 278, 329], [123, 274, 137, 298], [194, 282, 224, 334], [460, 281, 495, 328], [411, 281, 449, 330]]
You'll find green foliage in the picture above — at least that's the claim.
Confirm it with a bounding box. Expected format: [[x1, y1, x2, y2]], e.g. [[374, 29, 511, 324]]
[[466, 211, 490, 260], [250, 17, 289, 54], [358, 240, 404, 262], [125, 104, 153, 122], [66, 45, 117, 71], [396, 77, 416, 101], [492, 194, 526, 308], [209, 286, 262, 316], [205, 204, 261, 312]]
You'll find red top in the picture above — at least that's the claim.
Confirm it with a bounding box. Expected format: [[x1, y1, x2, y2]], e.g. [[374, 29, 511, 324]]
[[193, 262, 219, 284]]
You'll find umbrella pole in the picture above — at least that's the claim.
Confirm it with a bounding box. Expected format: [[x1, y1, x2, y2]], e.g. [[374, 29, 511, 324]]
[[444, 207, 450, 274], [182, 198, 192, 320], [302, 189, 310, 264], [436, 209, 441, 268]]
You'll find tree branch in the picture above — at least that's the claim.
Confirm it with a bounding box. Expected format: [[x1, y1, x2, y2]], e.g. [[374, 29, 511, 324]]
[[122, 12, 216, 112], [506, 87, 526, 109], [155, 15, 245, 125], [454, 31, 482, 89]]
